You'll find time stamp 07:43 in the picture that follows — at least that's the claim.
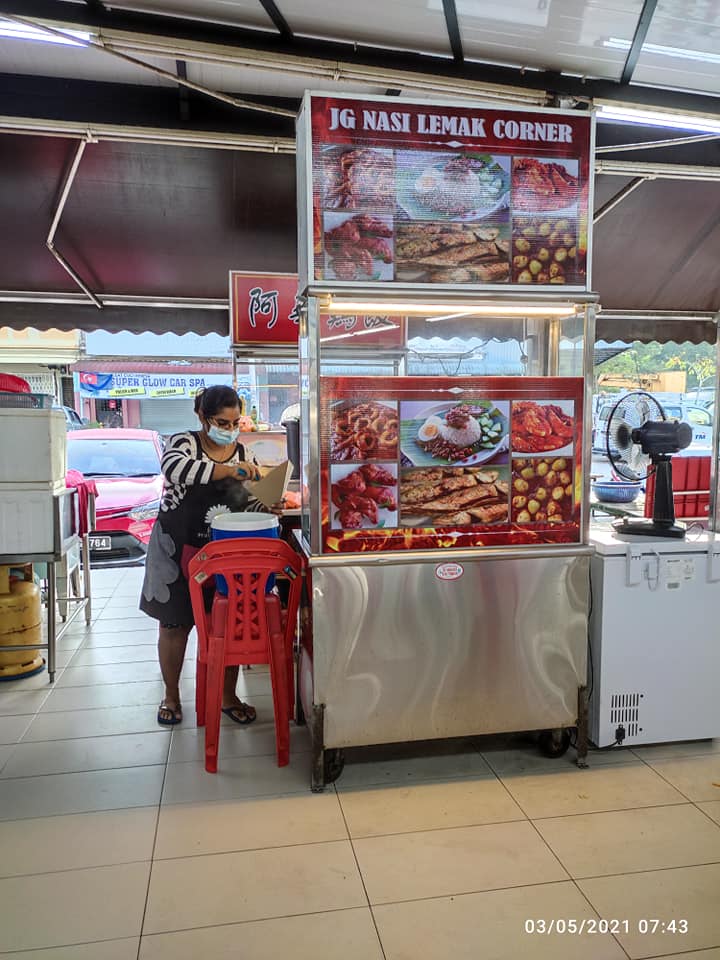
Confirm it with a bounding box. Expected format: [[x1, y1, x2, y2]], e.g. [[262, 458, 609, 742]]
[[525, 918, 689, 935]]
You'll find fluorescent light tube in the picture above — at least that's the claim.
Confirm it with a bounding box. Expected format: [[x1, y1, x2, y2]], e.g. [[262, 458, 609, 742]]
[[597, 104, 720, 135], [0, 18, 90, 45], [603, 37, 720, 66], [327, 301, 579, 317]]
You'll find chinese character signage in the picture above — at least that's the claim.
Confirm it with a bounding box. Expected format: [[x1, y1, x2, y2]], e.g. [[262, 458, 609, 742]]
[[230, 271, 301, 347], [318, 375, 584, 553], [298, 94, 593, 291]]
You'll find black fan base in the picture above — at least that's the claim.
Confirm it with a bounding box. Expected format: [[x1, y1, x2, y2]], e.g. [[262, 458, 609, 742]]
[[612, 518, 686, 540]]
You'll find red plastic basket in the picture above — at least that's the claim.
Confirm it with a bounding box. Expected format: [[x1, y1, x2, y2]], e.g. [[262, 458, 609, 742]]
[[644, 455, 711, 521]]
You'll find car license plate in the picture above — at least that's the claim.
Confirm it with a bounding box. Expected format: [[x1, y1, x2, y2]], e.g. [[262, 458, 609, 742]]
[[89, 536, 112, 551]]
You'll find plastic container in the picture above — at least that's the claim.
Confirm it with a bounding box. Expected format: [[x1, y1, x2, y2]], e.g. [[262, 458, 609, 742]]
[[592, 480, 642, 504], [210, 512, 280, 595], [0, 408, 66, 485]]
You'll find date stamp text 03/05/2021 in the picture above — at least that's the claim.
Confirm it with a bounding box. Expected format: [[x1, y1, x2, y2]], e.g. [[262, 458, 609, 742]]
[[524, 919, 689, 936]]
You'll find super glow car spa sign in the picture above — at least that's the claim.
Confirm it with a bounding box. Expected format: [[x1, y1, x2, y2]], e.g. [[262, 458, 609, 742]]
[[298, 93, 594, 291]]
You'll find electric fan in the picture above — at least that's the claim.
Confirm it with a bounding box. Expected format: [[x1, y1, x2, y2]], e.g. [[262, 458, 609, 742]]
[[605, 391, 692, 539]]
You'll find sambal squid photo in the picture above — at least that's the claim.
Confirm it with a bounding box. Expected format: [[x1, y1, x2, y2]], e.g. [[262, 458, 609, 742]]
[[330, 400, 399, 462]]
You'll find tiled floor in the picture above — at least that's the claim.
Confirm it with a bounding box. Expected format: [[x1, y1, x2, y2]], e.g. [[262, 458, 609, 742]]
[[0, 565, 719, 959]]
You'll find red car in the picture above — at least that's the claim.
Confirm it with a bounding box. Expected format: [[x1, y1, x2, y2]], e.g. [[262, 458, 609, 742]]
[[67, 428, 164, 565]]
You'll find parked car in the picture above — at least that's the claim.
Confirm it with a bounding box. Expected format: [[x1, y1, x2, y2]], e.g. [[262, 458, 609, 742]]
[[66, 428, 164, 565], [592, 397, 713, 455], [54, 405, 84, 430]]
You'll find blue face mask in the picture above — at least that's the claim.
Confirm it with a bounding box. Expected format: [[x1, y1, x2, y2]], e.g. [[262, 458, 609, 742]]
[[207, 424, 240, 446]]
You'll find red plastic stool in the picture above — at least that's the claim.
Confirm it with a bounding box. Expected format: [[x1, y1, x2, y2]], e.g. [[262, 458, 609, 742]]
[[188, 538, 303, 773]]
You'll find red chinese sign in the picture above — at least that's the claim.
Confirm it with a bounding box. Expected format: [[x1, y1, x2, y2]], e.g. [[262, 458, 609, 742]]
[[300, 94, 593, 291], [230, 271, 300, 346], [319, 375, 584, 554], [319, 313, 406, 347], [230, 271, 406, 348]]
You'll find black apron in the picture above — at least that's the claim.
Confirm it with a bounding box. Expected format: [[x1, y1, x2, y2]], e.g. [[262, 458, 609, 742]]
[[140, 433, 252, 625]]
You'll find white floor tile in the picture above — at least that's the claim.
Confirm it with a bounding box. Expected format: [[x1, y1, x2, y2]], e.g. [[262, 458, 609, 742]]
[[168, 721, 310, 764], [0, 744, 15, 773], [139, 908, 383, 960], [143, 840, 365, 933], [0, 765, 165, 820], [2, 731, 170, 777], [338, 776, 525, 838], [0, 862, 150, 952], [1, 938, 139, 960], [23, 705, 171, 741], [535, 803, 720, 878], [56, 661, 174, 687], [0, 687, 49, 716], [498, 760, 686, 819], [161, 751, 310, 805], [354, 820, 567, 904], [81, 630, 160, 647], [0, 715, 33, 744], [0, 808, 157, 877], [579, 863, 720, 958], [42, 681, 166, 713], [340, 740, 491, 788], [155, 791, 347, 859], [373, 881, 627, 960], [699, 801, 720, 826], [642, 754, 720, 803], [70, 645, 159, 667]]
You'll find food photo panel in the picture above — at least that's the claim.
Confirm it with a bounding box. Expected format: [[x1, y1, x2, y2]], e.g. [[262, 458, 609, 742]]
[[330, 462, 398, 530], [395, 150, 510, 222], [511, 214, 584, 286], [394, 213, 510, 284], [319, 145, 396, 213], [510, 399, 574, 456], [511, 457, 574, 525], [511, 157, 579, 214], [400, 465, 509, 528], [329, 399, 399, 462], [400, 399, 510, 467], [322, 212, 395, 281]]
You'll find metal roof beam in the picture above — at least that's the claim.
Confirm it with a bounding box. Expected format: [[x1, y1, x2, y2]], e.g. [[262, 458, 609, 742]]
[[621, 0, 658, 85], [257, 0, 293, 41], [442, 0, 463, 62]]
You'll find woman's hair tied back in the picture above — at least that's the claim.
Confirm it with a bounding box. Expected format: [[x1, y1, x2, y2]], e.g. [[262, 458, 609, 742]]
[[195, 385, 241, 418]]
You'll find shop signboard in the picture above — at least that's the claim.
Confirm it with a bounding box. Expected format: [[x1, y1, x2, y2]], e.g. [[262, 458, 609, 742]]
[[319, 375, 584, 553], [297, 93, 594, 292], [230, 270, 406, 347], [75, 371, 237, 399], [230, 271, 301, 347]]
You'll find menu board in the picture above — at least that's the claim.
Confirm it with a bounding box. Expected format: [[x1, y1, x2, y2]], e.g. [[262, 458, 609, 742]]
[[319, 376, 584, 553], [299, 94, 593, 291]]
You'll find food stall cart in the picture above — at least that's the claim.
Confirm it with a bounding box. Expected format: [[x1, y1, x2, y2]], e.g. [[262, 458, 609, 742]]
[[294, 92, 598, 789]]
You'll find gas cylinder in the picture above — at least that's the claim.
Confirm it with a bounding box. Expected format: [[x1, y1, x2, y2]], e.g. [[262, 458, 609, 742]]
[[0, 566, 44, 679]]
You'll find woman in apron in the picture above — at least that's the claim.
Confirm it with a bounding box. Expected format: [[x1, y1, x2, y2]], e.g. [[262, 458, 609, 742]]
[[140, 385, 266, 726]]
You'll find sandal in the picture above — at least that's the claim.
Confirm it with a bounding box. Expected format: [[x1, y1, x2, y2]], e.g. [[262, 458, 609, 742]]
[[157, 700, 183, 726], [221, 702, 257, 725]]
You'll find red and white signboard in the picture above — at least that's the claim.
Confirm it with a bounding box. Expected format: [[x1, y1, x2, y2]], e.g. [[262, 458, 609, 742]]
[[298, 93, 594, 291], [230, 271, 406, 348], [230, 271, 300, 347]]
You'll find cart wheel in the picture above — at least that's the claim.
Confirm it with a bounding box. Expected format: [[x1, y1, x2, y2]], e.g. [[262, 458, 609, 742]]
[[324, 749, 345, 784], [538, 728, 571, 758]]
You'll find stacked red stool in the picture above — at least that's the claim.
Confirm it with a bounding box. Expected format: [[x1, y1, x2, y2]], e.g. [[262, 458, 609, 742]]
[[188, 538, 303, 773]]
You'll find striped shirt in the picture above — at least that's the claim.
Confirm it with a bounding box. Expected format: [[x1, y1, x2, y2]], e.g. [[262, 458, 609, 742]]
[[160, 431, 262, 513]]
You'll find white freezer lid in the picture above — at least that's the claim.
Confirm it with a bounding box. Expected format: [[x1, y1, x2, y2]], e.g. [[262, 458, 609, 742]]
[[591, 525, 716, 557]]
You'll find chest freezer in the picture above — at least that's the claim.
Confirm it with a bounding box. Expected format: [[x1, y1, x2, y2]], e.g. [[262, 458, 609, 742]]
[[589, 528, 720, 747]]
